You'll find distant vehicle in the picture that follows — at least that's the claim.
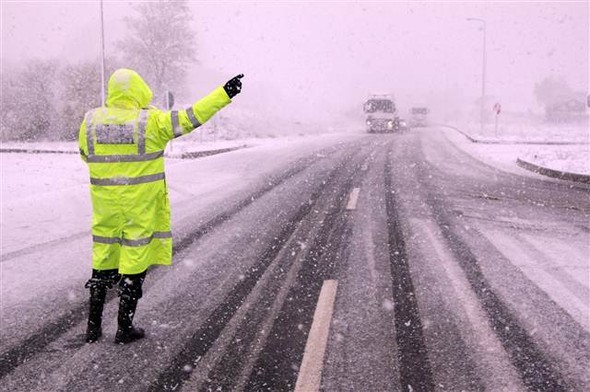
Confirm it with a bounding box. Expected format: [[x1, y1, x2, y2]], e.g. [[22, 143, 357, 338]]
[[364, 95, 401, 133], [409, 106, 430, 127], [398, 118, 408, 131]]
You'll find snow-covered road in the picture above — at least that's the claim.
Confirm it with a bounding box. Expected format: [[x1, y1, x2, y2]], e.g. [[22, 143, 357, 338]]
[[1, 128, 588, 391]]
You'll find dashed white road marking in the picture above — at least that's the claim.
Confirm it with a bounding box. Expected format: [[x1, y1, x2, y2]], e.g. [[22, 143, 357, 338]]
[[294, 280, 338, 392], [346, 188, 361, 210]]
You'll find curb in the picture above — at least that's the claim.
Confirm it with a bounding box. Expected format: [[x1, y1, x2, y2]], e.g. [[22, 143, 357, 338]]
[[439, 125, 479, 143], [516, 158, 590, 184], [171, 146, 247, 159], [0, 148, 77, 154], [1, 145, 248, 159], [439, 125, 584, 145]]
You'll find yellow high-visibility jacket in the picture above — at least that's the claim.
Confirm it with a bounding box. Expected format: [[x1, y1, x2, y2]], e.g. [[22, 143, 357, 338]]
[[79, 68, 231, 274]]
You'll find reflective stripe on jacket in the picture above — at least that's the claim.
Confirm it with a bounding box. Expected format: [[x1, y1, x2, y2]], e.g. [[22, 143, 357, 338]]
[[79, 68, 231, 274]]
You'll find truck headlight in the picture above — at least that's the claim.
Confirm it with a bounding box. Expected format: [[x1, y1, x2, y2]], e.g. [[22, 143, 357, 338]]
[[387, 121, 393, 128]]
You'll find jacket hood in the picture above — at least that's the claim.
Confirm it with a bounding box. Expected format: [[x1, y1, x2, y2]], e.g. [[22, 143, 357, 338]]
[[106, 68, 153, 109]]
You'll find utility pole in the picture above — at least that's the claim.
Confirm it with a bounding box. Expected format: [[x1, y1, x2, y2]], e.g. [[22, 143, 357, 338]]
[[466, 17, 487, 134], [99, 0, 106, 107]]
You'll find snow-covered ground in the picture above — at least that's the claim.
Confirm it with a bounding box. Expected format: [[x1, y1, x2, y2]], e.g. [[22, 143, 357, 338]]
[[520, 145, 589, 175], [441, 121, 589, 176]]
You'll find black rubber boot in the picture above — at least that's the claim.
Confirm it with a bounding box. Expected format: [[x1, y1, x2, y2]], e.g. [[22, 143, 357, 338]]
[[86, 285, 107, 343], [114, 295, 145, 344], [85, 269, 120, 343], [114, 327, 145, 345], [115, 327, 145, 344], [114, 272, 146, 345]]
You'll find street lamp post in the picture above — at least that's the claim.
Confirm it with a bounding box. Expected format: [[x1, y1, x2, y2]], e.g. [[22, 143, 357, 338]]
[[466, 17, 487, 134], [99, 0, 106, 107]]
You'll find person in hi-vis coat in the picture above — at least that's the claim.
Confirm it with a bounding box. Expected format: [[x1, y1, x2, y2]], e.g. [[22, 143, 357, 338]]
[[79, 68, 243, 344]]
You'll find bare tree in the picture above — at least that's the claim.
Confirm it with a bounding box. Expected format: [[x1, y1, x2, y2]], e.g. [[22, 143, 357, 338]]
[[534, 75, 574, 109], [1, 59, 60, 141], [57, 60, 103, 140], [534, 76, 586, 122], [116, 0, 197, 104]]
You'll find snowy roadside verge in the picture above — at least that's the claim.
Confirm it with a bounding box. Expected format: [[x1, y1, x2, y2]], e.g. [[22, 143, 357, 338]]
[[439, 124, 589, 182]]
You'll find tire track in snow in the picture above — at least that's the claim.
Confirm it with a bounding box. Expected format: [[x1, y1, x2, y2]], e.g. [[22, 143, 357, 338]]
[[419, 170, 572, 391], [384, 150, 435, 392], [1, 231, 89, 263], [241, 152, 362, 391]]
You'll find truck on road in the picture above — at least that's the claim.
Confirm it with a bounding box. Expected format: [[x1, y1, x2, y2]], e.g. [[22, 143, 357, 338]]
[[364, 95, 401, 133], [409, 106, 430, 127]]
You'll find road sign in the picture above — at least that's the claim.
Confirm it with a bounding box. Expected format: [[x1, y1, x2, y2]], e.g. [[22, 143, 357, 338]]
[[493, 102, 501, 137], [493, 102, 501, 115], [165, 91, 175, 110]]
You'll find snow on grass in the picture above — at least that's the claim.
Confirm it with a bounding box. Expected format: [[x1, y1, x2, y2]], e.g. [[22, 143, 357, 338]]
[[521, 145, 589, 175], [1, 153, 91, 256], [442, 120, 589, 176]]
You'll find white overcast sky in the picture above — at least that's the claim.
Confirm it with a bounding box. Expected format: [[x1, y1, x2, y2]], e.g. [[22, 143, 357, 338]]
[[2, 1, 588, 118]]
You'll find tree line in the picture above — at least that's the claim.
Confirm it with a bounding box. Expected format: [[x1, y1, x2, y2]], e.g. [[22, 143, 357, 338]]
[[1, 0, 195, 142], [534, 76, 587, 123]]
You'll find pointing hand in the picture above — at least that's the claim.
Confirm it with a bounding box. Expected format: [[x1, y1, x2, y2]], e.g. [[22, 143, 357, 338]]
[[223, 74, 244, 99]]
